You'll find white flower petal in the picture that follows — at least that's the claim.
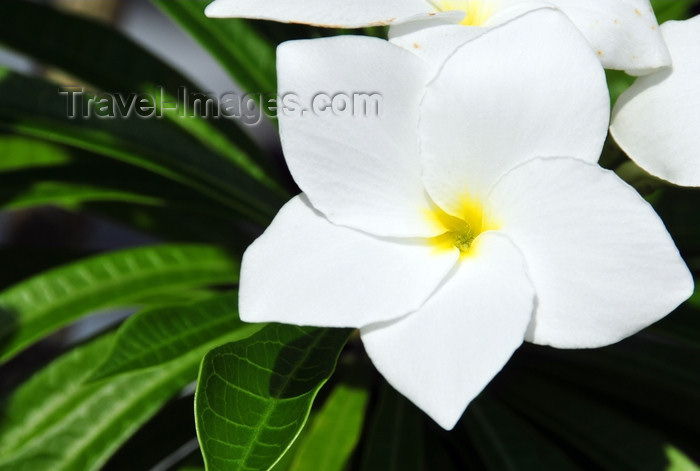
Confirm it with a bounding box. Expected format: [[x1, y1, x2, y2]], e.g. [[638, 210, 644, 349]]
[[361, 232, 535, 430], [388, 4, 557, 69], [420, 8, 609, 214], [545, 0, 670, 73], [389, 24, 490, 68], [610, 16, 700, 187], [277, 36, 439, 237], [239, 195, 459, 328], [205, 0, 432, 27], [486, 157, 693, 348]]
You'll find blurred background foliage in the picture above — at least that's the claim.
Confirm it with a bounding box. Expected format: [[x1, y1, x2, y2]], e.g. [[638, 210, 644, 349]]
[[0, 0, 698, 470]]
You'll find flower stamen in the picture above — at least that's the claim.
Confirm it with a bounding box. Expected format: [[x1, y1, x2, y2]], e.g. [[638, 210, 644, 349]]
[[428, 0, 495, 26], [426, 196, 494, 258]]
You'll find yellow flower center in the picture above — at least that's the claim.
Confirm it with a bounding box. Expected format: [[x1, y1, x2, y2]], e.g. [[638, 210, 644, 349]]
[[426, 196, 497, 259], [429, 0, 495, 26]]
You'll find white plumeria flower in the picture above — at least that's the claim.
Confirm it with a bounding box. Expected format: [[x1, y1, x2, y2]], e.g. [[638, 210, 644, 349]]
[[610, 15, 700, 187], [205, 0, 670, 73], [239, 9, 692, 429]]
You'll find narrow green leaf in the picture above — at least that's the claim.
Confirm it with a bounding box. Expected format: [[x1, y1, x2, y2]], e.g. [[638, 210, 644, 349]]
[[0, 244, 239, 364], [499, 373, 684, 471], [0, 67, 282, 224], [151, 0, 277, 94], [517, 339, 700, 429], [0, 135, 72, 170], [79, 200, 247, 245], [0, 180, 162, 210], [91, 291, 263, 381], [287, 382, 369, 471], [360, 382, 425, 471], [666, 446, 700, 471], [0, 135, 241, 218], [195, 325, 352, 471], [464, 395, 581, 471], [0, 333, 191, 471], [0, 0, 283, 189]]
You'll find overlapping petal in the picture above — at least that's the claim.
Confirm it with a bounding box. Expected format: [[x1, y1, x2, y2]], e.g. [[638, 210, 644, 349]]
[[277, 36, 441, 237], [419, 8, 609, 215], [388, 1, 555, 66], [205, 0, 442, 27], [239, 195, 460, 328], [360, 232, 535, 429], [207, 0, 670, 73], [389, 23, 491, 69], [546, 0, 670, 73], [610, 16, 700, 187], [486, 157, 693, 348]]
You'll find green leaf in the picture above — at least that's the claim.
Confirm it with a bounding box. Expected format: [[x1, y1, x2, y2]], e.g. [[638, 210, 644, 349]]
[[666, 446, 700, 471], [464, 395, 581, 471], [0, 67, 282, 225], [79, 200, 247, 245], [0, 135, 240, 217], [0, 332, 192, 471], [287, 382, 369, 471], [0, 135, 72, 170], [152, 0, 277, 95], [360, 382, 425, 471], [102, 396, 199, 471], [0, 247, 90, 291], [91, 291, 263, 381], [652, 0, 699, 22], [0, 0, 283, 190], [195, 325, 352, 471], [0, 244, 240, 364]]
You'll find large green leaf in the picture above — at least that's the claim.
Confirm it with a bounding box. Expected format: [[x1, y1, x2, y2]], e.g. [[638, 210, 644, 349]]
[[195, 324, 352, 471], [0, 0, 283, 189], [0, 244, 239, 364], [287, 382, 369, 471], [360, 382, 425, 471], [151, 0, 277, 95], [91, 291, 263, 381], [0, 68, 281, 225], [0, 322, 215, 471], [0, 334, 187, 470]]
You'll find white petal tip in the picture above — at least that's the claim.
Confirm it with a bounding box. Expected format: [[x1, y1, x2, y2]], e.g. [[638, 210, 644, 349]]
[[204, 1, 225, 17]]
